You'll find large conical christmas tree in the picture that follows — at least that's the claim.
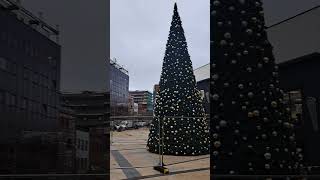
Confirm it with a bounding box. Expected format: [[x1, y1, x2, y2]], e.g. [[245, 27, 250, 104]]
[[210, 0, 305, 176], [147, 3, 209, 156]]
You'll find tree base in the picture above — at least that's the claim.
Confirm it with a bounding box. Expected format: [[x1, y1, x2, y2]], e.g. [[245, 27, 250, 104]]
[[147, 145, 209, 156]]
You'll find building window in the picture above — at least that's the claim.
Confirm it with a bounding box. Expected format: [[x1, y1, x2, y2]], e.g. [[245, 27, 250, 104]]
[[85, 141, 88, 151], [0, 91, 4, 110], [45, 77, 49, 88], [6, 93, 16, 107], [81, 140, 85, 150], [77, 139, 81, 149], [0, 31, 7, 41], [12, 62, 17, 75], [83, 158, 86, 168], [65, 119, 69, 128], [23, 67, 28, 79], [52, 80, 57, 90], [40, 75, 45, 87], [0, 57, 7, 71], [306, 97, 318, 132], [284, 90, 303, 119], [22, 98, 28, 109], [33, 72, 39, 84], [42, 104, 48, 113], [0, 91, 4, 103]]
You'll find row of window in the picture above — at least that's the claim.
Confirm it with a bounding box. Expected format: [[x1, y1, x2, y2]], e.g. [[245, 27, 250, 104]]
[[110, 79, 128, 89], [111, 91, 128, 102], [24, 67, 57, 90], [0, 57, 17, 75], [0, 57, 58, 90], [22, 81, 58, 104], [1, 30, 40, 58], [77, 138, 89, 151], [0, 91, 16, 106], [0, 90, 57, 116]]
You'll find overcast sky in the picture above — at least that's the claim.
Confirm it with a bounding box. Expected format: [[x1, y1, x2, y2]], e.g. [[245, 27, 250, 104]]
[[22, 0, 320, 93], [111, 0, 319, 92], [111, 0, 210, 92]]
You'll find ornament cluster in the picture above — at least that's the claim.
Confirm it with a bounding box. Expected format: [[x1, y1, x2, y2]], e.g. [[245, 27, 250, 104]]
[[210, 0, 305, 175], [147, 3, 209, 156]]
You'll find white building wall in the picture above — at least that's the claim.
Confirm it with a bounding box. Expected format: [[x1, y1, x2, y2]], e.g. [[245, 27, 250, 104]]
[[194, 63, 210, 82]]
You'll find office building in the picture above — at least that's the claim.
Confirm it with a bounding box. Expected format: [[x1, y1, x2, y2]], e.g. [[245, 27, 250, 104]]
[[128, 95, 138, 115], [110, 58, 129, 116], [0, 0, 60, 173], [129, 90, 153, 115]]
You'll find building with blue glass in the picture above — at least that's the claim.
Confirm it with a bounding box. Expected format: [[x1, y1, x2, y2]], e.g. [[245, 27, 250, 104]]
[[110, 58, 129, 116]]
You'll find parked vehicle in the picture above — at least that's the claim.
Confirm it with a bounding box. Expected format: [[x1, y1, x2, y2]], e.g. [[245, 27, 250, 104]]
[[135, 121, 147, 127], [114, 123, 126, 132]]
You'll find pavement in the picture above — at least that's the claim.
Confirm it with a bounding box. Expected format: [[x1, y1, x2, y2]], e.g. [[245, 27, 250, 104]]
[[110, 127, 210, 180]]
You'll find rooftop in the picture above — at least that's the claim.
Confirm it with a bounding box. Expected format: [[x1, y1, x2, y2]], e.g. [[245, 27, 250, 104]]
[[0, 0, 59, 43], [129, 90, 152, 94], [110, 58, 129, 75], [61, 91, 109, 97]]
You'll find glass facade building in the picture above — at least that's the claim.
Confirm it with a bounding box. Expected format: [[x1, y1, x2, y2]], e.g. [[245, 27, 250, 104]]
[[0, 1, 61, 173], [110, 58, 129, 116]]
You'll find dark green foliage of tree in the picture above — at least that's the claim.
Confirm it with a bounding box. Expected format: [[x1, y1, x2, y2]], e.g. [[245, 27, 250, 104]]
[[147, 3, 209, 156], [210, 0, 305, 176]]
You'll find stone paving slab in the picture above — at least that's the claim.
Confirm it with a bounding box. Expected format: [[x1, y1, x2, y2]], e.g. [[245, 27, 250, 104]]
[[110, 128, 209, 180]]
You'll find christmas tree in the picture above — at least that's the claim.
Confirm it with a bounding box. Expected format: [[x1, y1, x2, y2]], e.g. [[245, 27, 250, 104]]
[[147, 3, 210, 156], [210, 0, 305, 176]]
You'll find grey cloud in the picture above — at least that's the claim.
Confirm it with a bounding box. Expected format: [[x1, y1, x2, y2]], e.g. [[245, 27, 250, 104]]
[[111, 0, 210, 92]]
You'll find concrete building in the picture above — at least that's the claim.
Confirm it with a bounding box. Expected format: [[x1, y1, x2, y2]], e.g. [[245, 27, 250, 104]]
[[128, 95, 138, 115], [110, 58, 129, 116], [57, 105, 76, 173], [61, 91, 109, 173], [129, 90, 153, 115], [194, 64, 210, 115], [267, 5, 320, 170], [0, 0, 61, 173]]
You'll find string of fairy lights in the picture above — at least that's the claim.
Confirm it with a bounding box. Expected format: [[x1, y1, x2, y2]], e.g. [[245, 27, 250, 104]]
[[147, 3, 210, 156]]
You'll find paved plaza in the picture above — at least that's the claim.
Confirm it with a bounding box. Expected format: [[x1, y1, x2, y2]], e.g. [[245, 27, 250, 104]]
[[110, 128, 210, 180]]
